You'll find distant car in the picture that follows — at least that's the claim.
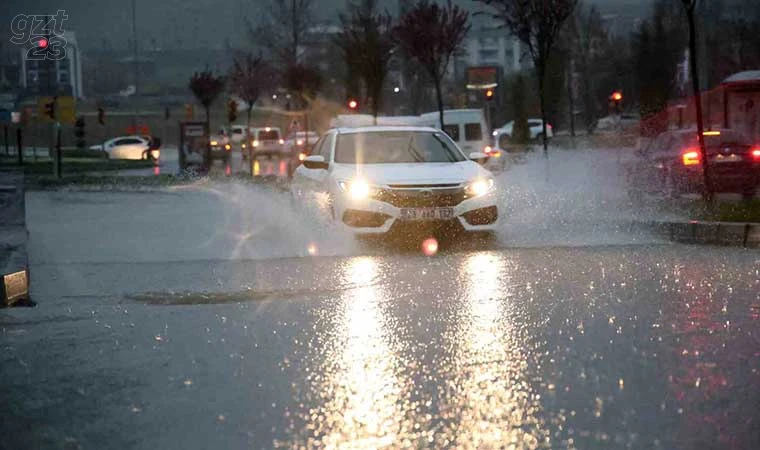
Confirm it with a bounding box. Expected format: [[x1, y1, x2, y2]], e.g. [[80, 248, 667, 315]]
[[625, 128, 760, 199], [89, 135, 160, 161], [285, 131, 320, 153], [493, 119, 554, 141], [208, 134, 232, 163], [596, 113, 640, 132], [250, 127, 285, 155], [229, 125, 248, 146], [291, 126, 499, 235]]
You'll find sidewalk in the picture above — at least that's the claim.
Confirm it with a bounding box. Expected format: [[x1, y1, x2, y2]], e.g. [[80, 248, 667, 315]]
[[0, 168, 30, 306]]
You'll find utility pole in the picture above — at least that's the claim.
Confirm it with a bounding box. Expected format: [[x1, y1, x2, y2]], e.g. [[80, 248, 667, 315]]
[[131, 0, 139, 128], [683, 0, 711, 201]]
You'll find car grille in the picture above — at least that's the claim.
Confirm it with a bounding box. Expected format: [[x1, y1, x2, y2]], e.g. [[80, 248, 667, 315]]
[[373, 186, 467, 207]]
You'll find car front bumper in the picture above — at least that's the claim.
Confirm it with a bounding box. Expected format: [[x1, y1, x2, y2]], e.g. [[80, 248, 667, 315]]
[[334, 189, 499, 235]]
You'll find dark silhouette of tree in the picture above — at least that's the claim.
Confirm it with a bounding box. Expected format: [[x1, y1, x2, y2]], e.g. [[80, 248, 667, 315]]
[[477, 0, 578, 157], [283, 63, 323, 111], [681, 0, 712, 200], [393, 0, 470, 129], [337, 0, 395, 122], [229, 53, 272, 145], [564, 3, 609, 134], [247, 0, 314, 68], [511, 74, 530, 144], [634, 0, 685, 137], [189, 69, 225, 166]]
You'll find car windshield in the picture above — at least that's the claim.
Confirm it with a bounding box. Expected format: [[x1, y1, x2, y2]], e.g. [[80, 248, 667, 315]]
[[334, 131, 465, 164]]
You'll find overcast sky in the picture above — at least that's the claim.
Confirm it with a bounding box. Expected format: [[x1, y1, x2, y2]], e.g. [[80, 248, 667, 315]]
[[3, 0, 653, 52]]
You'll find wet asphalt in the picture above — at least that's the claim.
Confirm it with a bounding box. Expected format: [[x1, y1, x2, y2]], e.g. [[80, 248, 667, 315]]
[[2, 151, 760, 449]]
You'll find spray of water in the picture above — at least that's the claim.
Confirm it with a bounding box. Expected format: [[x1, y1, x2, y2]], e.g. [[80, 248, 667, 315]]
[[493, 148, 679, 247]]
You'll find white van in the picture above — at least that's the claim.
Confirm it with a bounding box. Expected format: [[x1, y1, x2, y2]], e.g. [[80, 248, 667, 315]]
[[418, 109, 490, 155]]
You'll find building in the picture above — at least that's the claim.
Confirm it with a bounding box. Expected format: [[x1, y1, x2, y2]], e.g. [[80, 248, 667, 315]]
[[19, 31, 83, 98], [456, 28, 524, 80]]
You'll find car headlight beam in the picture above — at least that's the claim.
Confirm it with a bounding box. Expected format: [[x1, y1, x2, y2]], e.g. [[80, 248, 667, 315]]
[[466, 178, 494, 197], [338, 179, 372, 200]]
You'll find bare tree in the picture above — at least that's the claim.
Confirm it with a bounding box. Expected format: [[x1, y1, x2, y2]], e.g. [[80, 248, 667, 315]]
[[565, 3, 608, 134], [189, 70, 226, 166], [681, 0, 712, 201], [337, 0, 395, 122], [247, 0, 314, 67], [394, 0, 470, 129], [229, 53, 272, 151], [478, 0, 578, 156]]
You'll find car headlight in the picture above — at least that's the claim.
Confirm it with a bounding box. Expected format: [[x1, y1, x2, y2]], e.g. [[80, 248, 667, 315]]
[[338, 179, 373, 200], [465, 178, 494, 197]]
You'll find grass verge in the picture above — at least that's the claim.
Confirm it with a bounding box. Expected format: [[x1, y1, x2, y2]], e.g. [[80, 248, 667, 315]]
[[0, 157, 155, 174], [682, 199, 760, 223]]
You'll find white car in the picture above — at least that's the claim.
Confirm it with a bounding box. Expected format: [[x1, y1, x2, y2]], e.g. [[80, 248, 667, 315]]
[[292, 126, 499, 235], [493, 118, 554, 141], [250, 127, 285, 154], [89, 135, 159, 160]]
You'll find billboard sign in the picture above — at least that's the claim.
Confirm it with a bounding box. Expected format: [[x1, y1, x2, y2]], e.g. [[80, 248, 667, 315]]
[[466, 66, 499, 90]]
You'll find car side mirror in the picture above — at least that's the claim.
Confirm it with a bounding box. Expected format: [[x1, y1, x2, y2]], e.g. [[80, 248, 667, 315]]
[[303, 155, 328, 170]]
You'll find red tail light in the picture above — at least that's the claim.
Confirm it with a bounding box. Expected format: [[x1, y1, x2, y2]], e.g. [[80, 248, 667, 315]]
[[682, 148, 701, 166], [751, 148, 760, 161]]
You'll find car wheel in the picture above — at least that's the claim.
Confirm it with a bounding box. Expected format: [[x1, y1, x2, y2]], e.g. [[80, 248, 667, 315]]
[[535, 132, 544, 142]]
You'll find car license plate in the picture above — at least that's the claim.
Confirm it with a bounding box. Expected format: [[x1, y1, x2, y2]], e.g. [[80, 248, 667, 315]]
[[712, 154, 742, 163], [400, 208, 454, 220]]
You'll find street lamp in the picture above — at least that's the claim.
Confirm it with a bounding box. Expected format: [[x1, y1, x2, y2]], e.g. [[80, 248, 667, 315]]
[[393, 87, 400, 93]]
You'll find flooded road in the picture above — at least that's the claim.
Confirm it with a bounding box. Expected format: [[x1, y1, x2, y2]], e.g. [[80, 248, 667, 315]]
[[3, 150, 759, 449], [2, 246, 760, 449]]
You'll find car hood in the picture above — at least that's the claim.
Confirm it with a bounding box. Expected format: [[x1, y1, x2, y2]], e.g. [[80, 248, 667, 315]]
[[331, 161, 491, 186]]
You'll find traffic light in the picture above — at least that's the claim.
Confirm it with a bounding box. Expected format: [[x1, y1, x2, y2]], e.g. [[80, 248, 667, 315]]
[[97, 107, 105, 125], [227, 100, 238, 123], [44, 97, 57, 120], [610, 91, 623, 102], [348, 99, 358, 110], [485, 89, 494, 101]]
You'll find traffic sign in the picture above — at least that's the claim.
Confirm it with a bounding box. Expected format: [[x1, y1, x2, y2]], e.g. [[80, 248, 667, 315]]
[[37, 96, 76, 124]]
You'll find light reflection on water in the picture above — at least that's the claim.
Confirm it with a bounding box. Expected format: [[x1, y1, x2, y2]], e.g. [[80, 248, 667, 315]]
[[432, 252, 551, 449], [280, 253, 552, 449], [288, 256, 412, 449]]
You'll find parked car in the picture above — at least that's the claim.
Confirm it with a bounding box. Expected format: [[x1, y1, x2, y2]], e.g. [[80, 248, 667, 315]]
[[291, 126, 499, 236], [596, 113, 640, 132], [493, 119, 554, 141], [625, 128, 760, 199], [89, 135, 160, 161]]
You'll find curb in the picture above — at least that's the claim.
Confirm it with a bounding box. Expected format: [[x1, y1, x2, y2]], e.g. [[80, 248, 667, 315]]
[[633, 220, 760, 248], [0, 168, 32, 307]]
